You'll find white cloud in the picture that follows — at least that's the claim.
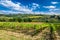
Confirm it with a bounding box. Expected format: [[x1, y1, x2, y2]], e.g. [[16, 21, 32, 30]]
[[0, 0, 59, 15], [0, 0, 41, 14], [43, 6, 56, 9], [44, 5, 60, 14], [32, 11, 50, 15], [0, 0, 33, 13], [51, 2, 58, 4], [31, 3, 40, 10], [43, 5, 60, 14], [32, 3, 39, 7], [0, 10, 22, 14], [49, 9, 60, 11], [33, 11, 59, 15], [49, 11, 60, 15]]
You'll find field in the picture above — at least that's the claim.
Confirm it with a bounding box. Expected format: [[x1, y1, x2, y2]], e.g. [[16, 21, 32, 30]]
[[0, 14, 60, 40], [0, 0, 60, 39], [0, 30, 32, 40], [0, 22, 60, 40]]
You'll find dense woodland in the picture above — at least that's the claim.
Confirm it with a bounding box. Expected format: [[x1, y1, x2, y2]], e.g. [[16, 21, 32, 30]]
[[0, 14, 60, 23]]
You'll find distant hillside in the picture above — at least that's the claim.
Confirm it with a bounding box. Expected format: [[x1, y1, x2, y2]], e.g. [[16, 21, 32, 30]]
[[0, 14, 60, 23]]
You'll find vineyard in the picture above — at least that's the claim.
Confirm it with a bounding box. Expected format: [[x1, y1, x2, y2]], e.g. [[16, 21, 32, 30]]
[[0, 13, 60, 40], [0, 0, 60, 40], [0, 22, 60, 40]]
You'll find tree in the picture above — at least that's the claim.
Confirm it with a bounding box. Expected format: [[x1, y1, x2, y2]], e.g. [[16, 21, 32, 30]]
[[23, 18, 32, 22]]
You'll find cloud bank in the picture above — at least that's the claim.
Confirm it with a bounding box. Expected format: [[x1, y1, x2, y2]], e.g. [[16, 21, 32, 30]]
[[0, 0, 40, 14], [0, 0, 60, 15]]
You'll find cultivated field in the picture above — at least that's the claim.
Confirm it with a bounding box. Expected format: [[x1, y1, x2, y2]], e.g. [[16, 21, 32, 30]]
[[0, 22, 60, 40]]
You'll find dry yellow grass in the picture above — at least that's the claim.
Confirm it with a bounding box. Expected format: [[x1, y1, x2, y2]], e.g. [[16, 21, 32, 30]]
[[0, 30, 32, 40]]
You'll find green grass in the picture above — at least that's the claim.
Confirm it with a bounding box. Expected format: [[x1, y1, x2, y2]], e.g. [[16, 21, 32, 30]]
[[0, 22, 59, 31], [28, 16, 42, 18], [0, 22, 48, 30]]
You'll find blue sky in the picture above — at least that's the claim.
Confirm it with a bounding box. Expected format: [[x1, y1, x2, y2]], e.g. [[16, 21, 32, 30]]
[[0, 0, 60, 14]]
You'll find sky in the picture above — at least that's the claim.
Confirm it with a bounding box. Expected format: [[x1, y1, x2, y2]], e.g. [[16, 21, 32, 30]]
[[0, 0, 60, 14]]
